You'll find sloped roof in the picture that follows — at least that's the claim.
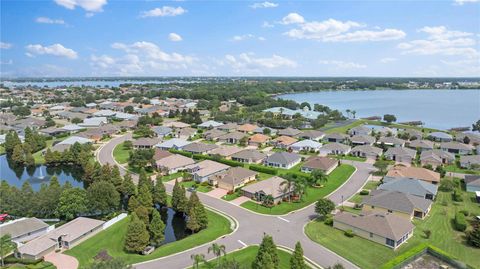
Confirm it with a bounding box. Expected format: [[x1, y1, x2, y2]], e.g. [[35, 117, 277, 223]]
[[231, 149, 266, 162], [0, 218, 49, 238], [386, 166, 440, 183], [380, 178, 438, 198], [363, 190, 432, 214], [182, 142, 218, 153], [302, 156, 337, 171], [265, 152, 301, 165], [242, 176, 290, 198]]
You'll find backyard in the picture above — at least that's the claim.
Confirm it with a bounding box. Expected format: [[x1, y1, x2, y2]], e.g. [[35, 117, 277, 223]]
[[240, 164, 355, 215], [305, 188, 480, 268], [65, 210, 232, 267]]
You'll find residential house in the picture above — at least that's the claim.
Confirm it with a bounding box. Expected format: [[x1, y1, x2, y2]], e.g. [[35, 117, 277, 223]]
[[203, 129, 227, 141], [184, 160, 230, 183], [407, 140, 434, 151], [182, 142, 218, 155], [155, 154, 195, 174], [133, 137, 162, 149], [0, 218, 51, 244], [231, 149, 266, 164], [324, 133, 349, 143], [242, 176, 292, 204], [253, 127, 278, 136], [373, 126, 397, 137], [208, 145, 244, 159], [248, 133, 270, 147], [57, 111, 88, 121], [152, 148, 173, 162], [456, 132, 480, 145], [379, 178, 438, 200], [151, 126, 172, 138], [93, 109, 116, 118], [263, 107, 322, 120], [156, 138, 191, 150], [198, 120, 223, 129], [39, 127, 69, 137], [333, 212, 414, 249], [362, 190, 432, 220], [348, 125, 372, 136], [350, 135, 376, 146], [403, 129, 423, 140], [79, 117, 107, 127], [61, 124, 84, 133], [460, 155, 480, 169], [464, 175, 480, 192], [164, 121, 191, 129], [377, 137, 406, 147], [420, 150, 455, 168], [238, 123, 259, 133], [319, 143, 351, 156], [290, 139, 322, 152], [297, 130, 325, 141], [217, 123, 239, 132], [440, 141, 474, 155], [385, 166, 440, 184], [301, 156, 338, 174], [278, 127, 302, 137], [209, 167, 257, 191], [351, 145, 383, 159], [218, 131, 247, 144], [384, 147, 416, 163], [271, 135, 298, 149], [174, 127, 197, 140], [264, 152, 301, 169], [58, 136, 93, 146], [428, 132, 453, 142], [113, 112, 137, 121]]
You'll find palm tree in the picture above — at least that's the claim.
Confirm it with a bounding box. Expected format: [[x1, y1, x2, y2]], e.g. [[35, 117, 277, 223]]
[[293, 178, 308, 201], [191, 253, 206, 269], [208, 243, 226, 266], [345, 109, 351, 118], [311, 169, 328, 187], [280, 177, 296, 202], [351, 110, 357, 119]]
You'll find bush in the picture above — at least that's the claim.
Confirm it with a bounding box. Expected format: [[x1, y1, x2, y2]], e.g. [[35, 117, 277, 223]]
[[424, 229, 432, 239], [324, 216, 333, 226], [359, 190, 369, 195], [249, 164, 278, 175], [344, 229, 355, 237], [4, 256, 40, 265], [459, 209, 469, 216], [453, 189, 463, 202], [439, 179, 456, 192], [454, 212, 467, 231]]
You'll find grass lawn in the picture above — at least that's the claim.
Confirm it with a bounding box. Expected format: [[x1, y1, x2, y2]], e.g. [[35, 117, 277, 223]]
[[241, 164, 355, 215], [193, 246, 295, 269], [305, 189, 480, 268], [222, 191, 241, 201], [348, 181, 379, 204], [113, 142, 131, 164], [181, 181, 213, 193], [161, 172, 184, 182], [336, 155, 366, 162], [444, 164, 480, 175], [5, 261, 56, 269], [33, 139, 56, 164], [324, 119, 439, 135], [65, 210, 232, 268], [0, 145, 5, 155]]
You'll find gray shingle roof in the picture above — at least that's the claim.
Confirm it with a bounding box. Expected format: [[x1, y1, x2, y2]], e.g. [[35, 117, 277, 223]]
[[362, 190, 432, 214], [380, 178, 438, 198], [265, 152, 301, 165], [0, 218, 49, 238]]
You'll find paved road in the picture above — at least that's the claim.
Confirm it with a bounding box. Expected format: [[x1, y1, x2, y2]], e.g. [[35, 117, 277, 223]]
[[97, 134, 375, 269]]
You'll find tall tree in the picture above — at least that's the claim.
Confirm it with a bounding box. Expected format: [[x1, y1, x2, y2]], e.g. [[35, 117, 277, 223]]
[[87, 180, 120, 214], [315, 198, 335, 220], [137, 184, 153, 208], [11, 144, 25, 164], [149, 210, 165, 247], [171, 180, 188, 214], [208, 243, 226, 266], [153, 176, 168, 207], [124, 213, 150, 253], [190, 253, 206, 269], [56, 188, 88, 220], [134, 206, 150, 225], [290, 242, 307, 269], [128, 195, 140, 213], [121, 173, 137, 199], [187, 192, 208, 231], [0, 235, 15, 267], [252, 234, 279, 269]]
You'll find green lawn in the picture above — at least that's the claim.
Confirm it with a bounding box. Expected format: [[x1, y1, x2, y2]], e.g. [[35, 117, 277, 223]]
[[65, 210, 232, 268], [33, 139, 57, 164], [348, 181, 379, 204], [161, 172, 184, 182], [305, 189, 480, 269], [328, 154, 366, 162], [5, 261, 56, 269], [444, 164, 480, 175], [324, 119, 440, 135], [0, 145, 5, 155], [181, 181, 213, 193], [193, 246, 295, 269], [241, 164, 355, 215], [113, 142, 131, 164]]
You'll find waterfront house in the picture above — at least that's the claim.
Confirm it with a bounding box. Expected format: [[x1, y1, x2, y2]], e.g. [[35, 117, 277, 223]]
[[264, 152, 301, 169], [301, 156, 338, 174]]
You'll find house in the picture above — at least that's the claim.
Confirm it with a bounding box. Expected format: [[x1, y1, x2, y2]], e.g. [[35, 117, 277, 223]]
[[420, 150, 455, 168], [79, 117, 107, 127], [156, 138, 191, 150], [460, 155, 480, 169], [350, 135, 376, 146], [174, 127, 197, 140], [151, 126, 172, 138], [384, 147, 416, 163], [456, 132, 480, 145], [155, 154, 195, 174], [208, 145, 244, 159], [253, 127, 278, 136], [209, 167, 257, 191], [61, 124, 84, 133], [333, 212, 414, 249], [242, 176, 292, 204], [198, 120, 223, 129], [164, 121, 191, 129], [93, 109, 116, 118], [297, 130, 325, 141], [263, 106, 322, 120], [238, 123, 259, 133], [440, 141, 474, 155], [39, 127, 69, 137], [57, 111, 88, 121], [203, 129, 227, 141], [428, 132, 453, 142], [271, 135, 298, 149], [0, 218, 51, 244], [301, 156, 338, 174], [464, 175, 480, 192], [184, 160, 230, 183], [290, 139, 322, 152], [217, 122, 239, 132], [385, 166, 440, 184], [132, 137, 161, 149], [277, 127, 302, 137], [362, 190, 432, 220], [379, 178, 438, 200], [231, 149, 266, 164], [407, 140, 434, 151], [351, 145, 383, 159], [182, 142, 218, 155], [264, 152, 301, 169], [319, 143, 351, 156], [248, 133, 270, 147], [16, 217, 104, 261], [377, 137, 406, 147], [403, 129, 423, 140], [348, 125, 372, 136], [152, 148, 173, 162], [324, 133, 349, 143], [373, 126, 397, 137], [218, 131, 247, 144], [58, 136, 93, 145]]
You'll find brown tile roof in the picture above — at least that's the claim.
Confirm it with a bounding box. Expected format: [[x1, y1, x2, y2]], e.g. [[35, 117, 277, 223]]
[[273, 135, 297, 146], [386, 166, 440, 183], [249, 133, 270, 143], [238, 123, 258, 133], [302, 156, 337, 171]]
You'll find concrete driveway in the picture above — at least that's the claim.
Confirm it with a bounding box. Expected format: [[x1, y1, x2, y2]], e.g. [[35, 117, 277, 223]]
[[206, 188, 228, 198], [230, 196, 251, 206], [45, 252, 79, 269]]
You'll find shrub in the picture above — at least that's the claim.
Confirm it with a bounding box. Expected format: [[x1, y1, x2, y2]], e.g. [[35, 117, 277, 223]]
[[439, 179, 456, 192], [454, 212, 467, 231], [4, 256, 40, 265], [249, 165, 277, 175], [324, 216, 333, 226], [359, 190, 369, 195], [424, 229, 432, 239], [453, 189, 463, 202], [459, 209, 469, 216], [344, 229, 355, 237], [200, 181, 209, 186]]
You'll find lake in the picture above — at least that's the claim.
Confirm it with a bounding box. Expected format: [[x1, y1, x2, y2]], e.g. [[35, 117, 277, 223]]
[[278, 89, 480, 130], [0, 154, 84, 190]]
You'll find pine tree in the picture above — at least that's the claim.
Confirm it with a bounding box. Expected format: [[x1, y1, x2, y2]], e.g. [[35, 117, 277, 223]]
[[111, 166, 123, 192], [149, 210, 165, 247], [153, 176, 167, 207], [5, 130, 21, 155], [171, 180, 188, 214], [137, 184, 153, 208], [128, 196, 140, 213], [252, 234, 279, 269], [12, 144, 25, 164], [25, 151, 35, 167], [121, 173, 137, 198], [290, 242, 306, 269], [124, 213, 150, 253], [187, 192, 208, 230], [138, 168, 153, 191], [135, 206, 150, 225], [186, 205, 201, 232]]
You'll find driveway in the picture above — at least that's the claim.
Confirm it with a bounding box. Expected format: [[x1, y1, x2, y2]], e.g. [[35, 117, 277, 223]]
[[206, 188, 228, 199], [230, 196, 251, 206], [45, 252, 78, 269]]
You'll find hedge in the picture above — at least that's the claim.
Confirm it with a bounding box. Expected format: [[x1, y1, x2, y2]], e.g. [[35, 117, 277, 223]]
[[249, 164, 278, 175], [454, 212, 467, 231], [168, 149, 193, 158]]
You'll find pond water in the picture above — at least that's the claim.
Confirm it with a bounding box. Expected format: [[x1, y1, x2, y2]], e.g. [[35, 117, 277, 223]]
[[278, 89, 480, 130], [0, 154, 84, 190], [161, 207, 188, 244]]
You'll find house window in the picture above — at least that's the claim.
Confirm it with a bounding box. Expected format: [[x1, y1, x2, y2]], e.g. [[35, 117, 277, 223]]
[[388, 210, 393, 213], [369, 232, 373, 238], [386, 238, 395, 247], [371, 206, 375, 209]]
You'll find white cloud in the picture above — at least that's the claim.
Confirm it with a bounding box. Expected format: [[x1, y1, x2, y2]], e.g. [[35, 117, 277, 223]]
[[25, 43, 78, 59], [380, 57, 397, 63], [54, 0, 107, 12], [250, 1, 278, 9], [440, 58, 480, 76], [281, 13, 305, 24], [319, 60, 367, 69], [397, 26, 478, 58], [35, 17, 65, 24], [283, 16, 405, 42], [262, 21, 274, 28], [0, 42, 12, 49], [230, 34, 265, 42], [224, 53, 297, 73], [141, 6, 186, 17], [168, 33, 183, 42], [454, 0, 479, 5]]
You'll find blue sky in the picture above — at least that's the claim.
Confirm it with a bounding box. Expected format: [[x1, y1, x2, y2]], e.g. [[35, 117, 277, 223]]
[[1, 0, 479, 77]]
